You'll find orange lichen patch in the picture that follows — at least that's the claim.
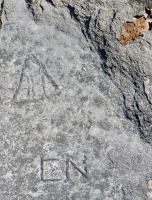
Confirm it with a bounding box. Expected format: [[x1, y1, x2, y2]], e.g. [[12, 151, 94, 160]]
[[133, 16, 149, 32], [119, 31, 132, 46], [119, 16, 149, 46], [123, 22, 135, 31]]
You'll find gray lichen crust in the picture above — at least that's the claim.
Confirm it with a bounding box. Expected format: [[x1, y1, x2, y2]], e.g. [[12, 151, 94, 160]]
[[1, 0, 152, 200]]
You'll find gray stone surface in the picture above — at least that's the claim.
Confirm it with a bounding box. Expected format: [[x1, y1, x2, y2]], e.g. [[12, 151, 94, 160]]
[[1, 0, 152, 199]]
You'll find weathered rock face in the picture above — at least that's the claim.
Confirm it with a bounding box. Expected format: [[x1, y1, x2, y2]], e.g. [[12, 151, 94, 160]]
[[1, 0, 152, 199], [26, 0, 152, 143]]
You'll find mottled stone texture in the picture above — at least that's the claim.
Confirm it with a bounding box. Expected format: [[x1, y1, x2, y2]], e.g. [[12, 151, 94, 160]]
[[1, 0, 152, 199]]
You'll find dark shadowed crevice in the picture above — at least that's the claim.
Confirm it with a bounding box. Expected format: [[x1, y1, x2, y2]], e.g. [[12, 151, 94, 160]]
[[84, 16, 91, 35], [39, 5, 44, 12], [25, 0, 32, 9], [46, 0, 55, 7], [134, 112, 147, 141], [102, 35, 107, 46], [67, 5, 74, 18], [98, 48, 107, 60], [0, 0, 4, 30], [25, 0, 39, 23], [67, 5, 90, 39], [67, 5, 79, 22], [67, 6, 92, 40]]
